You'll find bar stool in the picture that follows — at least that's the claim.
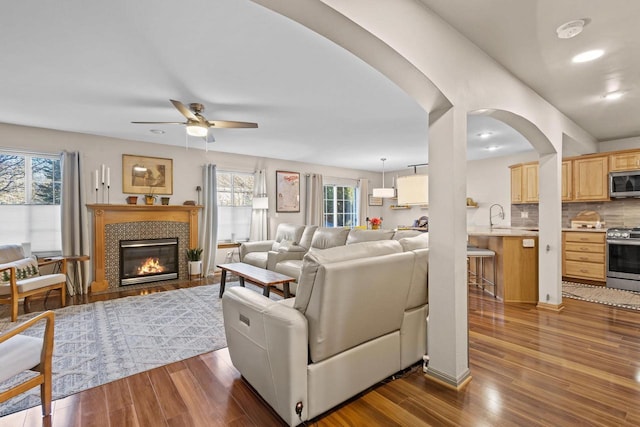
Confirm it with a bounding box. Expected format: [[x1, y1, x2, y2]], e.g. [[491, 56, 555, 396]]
[[467, 246, 497, 297]]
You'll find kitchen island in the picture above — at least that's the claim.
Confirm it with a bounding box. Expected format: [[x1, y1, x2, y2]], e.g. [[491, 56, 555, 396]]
[[467, 227, 539, 303]]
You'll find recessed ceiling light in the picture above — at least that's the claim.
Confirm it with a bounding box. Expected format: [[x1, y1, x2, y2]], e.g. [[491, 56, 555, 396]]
[[150, 129, 165, 135], [486, 145, 499, 151], [556, 19, 586, 39], [478, 132, 492, 139], [572, 49, 604, 63], [604, 91, 625, 101]]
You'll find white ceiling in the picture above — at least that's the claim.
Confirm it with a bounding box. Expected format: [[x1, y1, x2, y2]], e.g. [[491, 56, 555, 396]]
[[0, 1, 636, 172]]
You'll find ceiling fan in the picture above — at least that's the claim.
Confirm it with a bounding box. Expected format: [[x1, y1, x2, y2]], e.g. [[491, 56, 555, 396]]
[[132, 99, 258, 142]]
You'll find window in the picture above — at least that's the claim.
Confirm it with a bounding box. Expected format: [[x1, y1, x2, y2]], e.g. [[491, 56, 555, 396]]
[[323, 184, 358, 227], [0, 152, 62, 253], [217, 171, 254, 242]]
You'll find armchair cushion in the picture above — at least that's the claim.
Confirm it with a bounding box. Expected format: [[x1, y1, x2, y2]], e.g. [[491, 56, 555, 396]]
[[271, 224, 306, 251], [0, 334, 43, 382], [0, 257, 40, 284], [0, 244, 26, 264], [0, 273, 68, 295]]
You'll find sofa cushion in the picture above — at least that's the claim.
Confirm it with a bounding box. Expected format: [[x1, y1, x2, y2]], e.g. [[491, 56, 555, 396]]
[[398, 233, 429, 251], [243, 252, 268, 269], [392, 229, 423, 240], [271, 224, 306, 252], [294, 240, 403, 314], [274, 259, 303, 281], [298, 225, 318, 250], [346, 229, 394, 244], [309, 228, 349, 250]]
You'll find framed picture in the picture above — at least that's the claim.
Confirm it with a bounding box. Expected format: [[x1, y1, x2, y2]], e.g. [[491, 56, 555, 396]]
[[368, 194, 383, 206], [122, 154, 173, 195], [276, 170, 300, 212]]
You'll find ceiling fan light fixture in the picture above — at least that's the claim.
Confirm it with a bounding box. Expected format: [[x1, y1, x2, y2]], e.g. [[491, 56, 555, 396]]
[[186, 123, 208, 137], [556, 19, 586, 39]]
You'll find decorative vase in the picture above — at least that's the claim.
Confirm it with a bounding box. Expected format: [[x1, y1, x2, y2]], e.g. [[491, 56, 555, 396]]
[[372, 224, 380, 230], [161, 197, 170, 205], [188, 260, 202, 279], [126, 196, 138, 205], [144, 195, 155, 205]]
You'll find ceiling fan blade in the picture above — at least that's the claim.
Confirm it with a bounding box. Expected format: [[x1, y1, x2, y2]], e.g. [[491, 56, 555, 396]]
[[170, 99, 199, 121], [207, 120, 258, 128], [131, 121, 186, 125]]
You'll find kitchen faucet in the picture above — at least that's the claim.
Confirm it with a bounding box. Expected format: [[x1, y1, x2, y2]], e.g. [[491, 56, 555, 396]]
[[489, 203, 505, 228]]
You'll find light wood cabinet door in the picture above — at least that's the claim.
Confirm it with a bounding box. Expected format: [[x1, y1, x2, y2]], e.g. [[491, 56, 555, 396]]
[[510, 165, 523, 204], [573, 156, 609, 201], [522, 162, 539, 203], [562, 160, 573, 201], [609, 151, 640, 171]]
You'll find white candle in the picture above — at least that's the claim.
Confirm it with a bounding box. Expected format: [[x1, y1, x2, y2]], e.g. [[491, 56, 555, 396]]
[[101, 164, 105, 184], [95, 169, 99, 190], [106, 167, 110, 187]]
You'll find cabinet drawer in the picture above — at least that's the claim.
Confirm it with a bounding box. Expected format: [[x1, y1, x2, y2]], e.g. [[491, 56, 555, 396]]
[[565, 251, 605, 263], [564, 242, 605, 254], [564, 232, 605, 244], [565, 260, 606, 280]]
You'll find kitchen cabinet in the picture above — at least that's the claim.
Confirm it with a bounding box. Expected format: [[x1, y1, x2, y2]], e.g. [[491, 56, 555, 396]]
[[572, 155, 609, 202], [562, 160, 573, 201], [510, 162, 538, 204], [522, 162, 539, 203], [510, 165, 523, 204], [562, 231, 606, 283], [609, 150, 640, 171]]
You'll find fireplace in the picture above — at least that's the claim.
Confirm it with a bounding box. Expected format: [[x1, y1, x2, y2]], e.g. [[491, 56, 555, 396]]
[[119, 238, 179, 286]]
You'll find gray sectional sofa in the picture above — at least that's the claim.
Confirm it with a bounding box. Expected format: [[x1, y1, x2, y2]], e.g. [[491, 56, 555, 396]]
[[239, 223, 428, 295]]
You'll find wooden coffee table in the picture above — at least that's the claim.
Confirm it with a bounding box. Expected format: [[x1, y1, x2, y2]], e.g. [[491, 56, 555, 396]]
[[217, 262, 296, 298]]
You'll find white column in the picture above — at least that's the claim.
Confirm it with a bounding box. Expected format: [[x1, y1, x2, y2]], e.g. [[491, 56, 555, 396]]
[[426, 106, 471, 387], [537, 150, 563, 308]]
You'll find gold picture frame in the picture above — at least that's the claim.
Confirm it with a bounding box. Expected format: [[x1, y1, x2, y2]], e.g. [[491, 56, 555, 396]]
[[122, 154, 173, 195], [276, 170, 300, 212]]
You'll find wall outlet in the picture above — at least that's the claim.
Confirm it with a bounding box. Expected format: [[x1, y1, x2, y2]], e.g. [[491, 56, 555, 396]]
[[520, 211, 529, 218], [522, 238, 535, 248]]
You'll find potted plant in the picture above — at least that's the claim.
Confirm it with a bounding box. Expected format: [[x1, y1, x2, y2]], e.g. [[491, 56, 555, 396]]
[[144, 187, 156, 205], [186, 247, 203, 279]]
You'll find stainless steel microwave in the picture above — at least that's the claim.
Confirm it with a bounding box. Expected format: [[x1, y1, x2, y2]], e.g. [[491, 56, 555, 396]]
[[610, 170, 640, 198]]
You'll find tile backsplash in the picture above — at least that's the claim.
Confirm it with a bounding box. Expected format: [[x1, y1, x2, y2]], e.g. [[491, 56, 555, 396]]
[[511, 198, 640, 228]]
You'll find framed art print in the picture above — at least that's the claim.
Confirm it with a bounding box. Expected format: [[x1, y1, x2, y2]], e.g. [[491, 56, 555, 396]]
[[122, 154, 173, 195], [368, 194, 383, 206], [276, 170, 300, 212]]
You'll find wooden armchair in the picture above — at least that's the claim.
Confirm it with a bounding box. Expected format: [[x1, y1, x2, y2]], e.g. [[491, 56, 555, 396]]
[[0, 310, 55, 417], [0, 244, 67, 321]]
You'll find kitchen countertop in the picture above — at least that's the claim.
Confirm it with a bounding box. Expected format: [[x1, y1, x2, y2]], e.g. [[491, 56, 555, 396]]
[[467, 227, 538, 237]]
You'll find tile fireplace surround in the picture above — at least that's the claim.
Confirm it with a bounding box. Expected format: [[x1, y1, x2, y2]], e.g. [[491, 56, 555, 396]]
[[87, 204, 201, 292]]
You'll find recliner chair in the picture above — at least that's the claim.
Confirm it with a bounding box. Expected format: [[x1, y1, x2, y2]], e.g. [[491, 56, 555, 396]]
[[239, 223, 306, 269], [223, 239, 429, 425]]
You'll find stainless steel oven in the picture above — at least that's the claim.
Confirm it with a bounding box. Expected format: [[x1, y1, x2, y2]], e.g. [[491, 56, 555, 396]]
[[606, 228, 640, 292]]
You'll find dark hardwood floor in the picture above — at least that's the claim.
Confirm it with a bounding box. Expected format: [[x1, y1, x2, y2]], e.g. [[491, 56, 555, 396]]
[[2, 279, 640, 426]]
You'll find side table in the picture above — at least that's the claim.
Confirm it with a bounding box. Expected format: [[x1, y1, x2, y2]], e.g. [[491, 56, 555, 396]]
[[63, 255, 90, 295]]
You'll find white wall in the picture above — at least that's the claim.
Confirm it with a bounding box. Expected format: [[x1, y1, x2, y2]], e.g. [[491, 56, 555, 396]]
[[0, 122, 383, 273], [599, 136, 640, 153]]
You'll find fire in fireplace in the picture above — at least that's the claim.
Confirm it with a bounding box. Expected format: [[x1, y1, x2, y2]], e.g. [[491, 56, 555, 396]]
[[119, 238, 179, 286]]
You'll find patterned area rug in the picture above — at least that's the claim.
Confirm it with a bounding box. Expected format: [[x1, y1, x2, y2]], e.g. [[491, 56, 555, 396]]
[[0, 281, 265, 416], [563, 281, 640, 311]]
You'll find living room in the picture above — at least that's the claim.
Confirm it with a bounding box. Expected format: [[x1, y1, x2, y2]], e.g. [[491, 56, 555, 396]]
[[2, 1, 640, 426]]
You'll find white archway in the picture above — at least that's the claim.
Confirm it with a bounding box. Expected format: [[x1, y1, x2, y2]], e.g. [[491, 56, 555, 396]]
[[253, 0, 597, 387]]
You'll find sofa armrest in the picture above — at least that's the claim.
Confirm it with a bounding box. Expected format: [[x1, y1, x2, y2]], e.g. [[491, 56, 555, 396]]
[[222, 287, 309, 424], [239, 240, 275, 261], [266, 248, 306, 271]]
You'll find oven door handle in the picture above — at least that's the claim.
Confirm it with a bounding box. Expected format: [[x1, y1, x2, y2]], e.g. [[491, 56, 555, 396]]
[[607, 239, 640, 246]]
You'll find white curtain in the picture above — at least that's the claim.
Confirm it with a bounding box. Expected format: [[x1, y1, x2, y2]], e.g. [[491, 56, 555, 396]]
[[250, 169, 268, 240], [201, 164, 218, 276], [358, 178, 369, 226], [305, 173, 324, 226], [60, 151, 90, 295]]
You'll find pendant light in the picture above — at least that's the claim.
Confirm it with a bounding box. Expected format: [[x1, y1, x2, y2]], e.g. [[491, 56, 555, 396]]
[[372, 158, 395, 198]]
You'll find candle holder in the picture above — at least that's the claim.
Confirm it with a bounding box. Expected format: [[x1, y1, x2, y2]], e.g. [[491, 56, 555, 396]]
[[95, 188, 98, 203], [106, 185, 110, 204]]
